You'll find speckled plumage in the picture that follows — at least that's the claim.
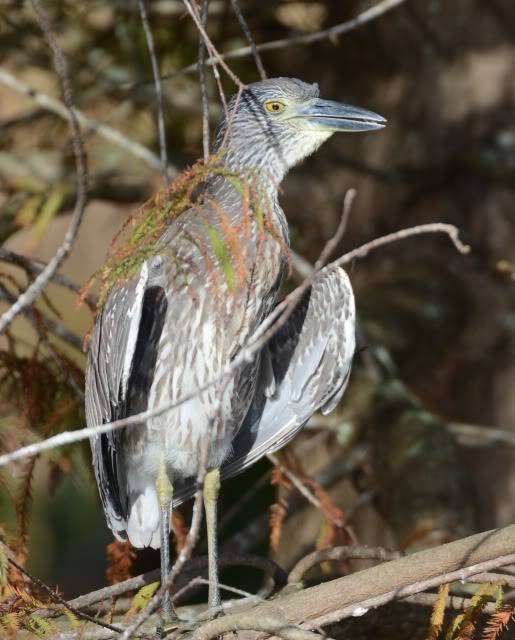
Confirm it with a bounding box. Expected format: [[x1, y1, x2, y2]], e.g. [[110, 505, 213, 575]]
[[85, 78, 383, 551]]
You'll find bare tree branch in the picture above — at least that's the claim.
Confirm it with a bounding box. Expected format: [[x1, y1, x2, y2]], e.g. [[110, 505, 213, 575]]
[[330, 222, 470, 270], [0, 285, 84, 352], [161, 0, 407, 81], [137, 0, 170, 183], [0, 0, 88, 336], [0, 247, 97, 308], [403, 592, 497, 614], [288, 545, 402, 584], [448, 421, 515, 448], [57, 554, 284, 616], [182, 0, 245, 88], [198, 0, 211, 162], [2, 543, 123, 635], [0, 219, 469, 468], [178, 523, 515, 635], [229, 0, 267, 80], [0, 68, 171, 176]]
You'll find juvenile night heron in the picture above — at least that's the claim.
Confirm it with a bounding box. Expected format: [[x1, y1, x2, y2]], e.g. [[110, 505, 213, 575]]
[[85, 77, 385, 618]]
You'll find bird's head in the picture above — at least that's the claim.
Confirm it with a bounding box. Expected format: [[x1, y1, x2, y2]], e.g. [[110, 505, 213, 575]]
[[214, 77, 385, 182]]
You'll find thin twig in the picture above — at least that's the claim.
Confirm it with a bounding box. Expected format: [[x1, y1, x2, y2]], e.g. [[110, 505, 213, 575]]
[[0, 285, 84, 352], [331, 222, 470, 270], [229, 0, 267, 80], [0, 68, 171, 175], [463, 571, 515, 589], [448, 422, 515, 448], [181, 0, 244, 87], [188, 0, 231, 126], [288, 545, 402, 584], [0, 0, 88, 336], [0, 247, 97, 308], [56, 554, 284, 614], [173, 576, 258, 606], [0, 219, 469, 468], [3, 545, 123, 635], [403, 592, 497, 614], [137, 0, 170, 184], [267, 452, 339, 528], [160, 0, 406, 81], [198, 0, 211, 162]]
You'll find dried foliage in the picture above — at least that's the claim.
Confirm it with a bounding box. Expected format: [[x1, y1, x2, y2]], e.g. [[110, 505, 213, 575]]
[[425, 582, 515, 640], [172, 509, 189, 554], [448, 583, 504, 640], [106, 540, 136, 586], [304, 477, 354, 550], [0, 583, 73, 638], [428, 583, 450, 640], [0, 350, 82, 595], [482, 606, 515, 640], [82, 154, 279, 311], [269, 465, 294, 552]]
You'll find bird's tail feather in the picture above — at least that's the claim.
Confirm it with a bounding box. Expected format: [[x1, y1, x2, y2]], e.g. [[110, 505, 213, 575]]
[[126, 485, 161, 549]]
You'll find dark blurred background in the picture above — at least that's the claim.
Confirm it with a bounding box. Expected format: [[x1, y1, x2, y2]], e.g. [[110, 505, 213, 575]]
[[1, 0, 515, 611]]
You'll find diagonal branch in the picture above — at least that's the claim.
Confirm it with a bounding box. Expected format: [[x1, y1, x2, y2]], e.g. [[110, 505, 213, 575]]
[[0, 247, 97, 308], [2, 543, 123, 635], [0, 0, 88, 336], [0, 220, 469, 468], [0, 68, 171, 175], [182, 0, 245, 88], [187, 523, 515, 635], [160, 0, 407, 81], [229, 0, 267, 80]]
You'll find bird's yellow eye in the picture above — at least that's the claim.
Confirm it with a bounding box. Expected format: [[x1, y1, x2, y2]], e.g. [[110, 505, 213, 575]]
[[264, 101, 286, 113]]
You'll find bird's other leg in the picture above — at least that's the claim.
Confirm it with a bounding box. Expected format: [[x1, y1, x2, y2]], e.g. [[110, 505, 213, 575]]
[[203, 467, 221, 610], [156, 456, 175, 624]]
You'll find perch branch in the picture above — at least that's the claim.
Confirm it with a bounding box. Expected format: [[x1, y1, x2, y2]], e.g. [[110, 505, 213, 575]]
[[183, 523, 515, 636]]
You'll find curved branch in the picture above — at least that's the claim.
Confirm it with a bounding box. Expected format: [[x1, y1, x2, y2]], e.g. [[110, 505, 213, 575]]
[[288, 545, 402, 584]]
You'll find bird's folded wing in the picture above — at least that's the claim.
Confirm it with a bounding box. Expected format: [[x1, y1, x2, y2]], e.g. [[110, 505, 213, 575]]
[[85, 266, 151, 537], [173, 265, 355, 506]]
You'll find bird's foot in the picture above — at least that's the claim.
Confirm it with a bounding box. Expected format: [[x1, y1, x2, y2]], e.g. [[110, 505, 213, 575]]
[[157, 611, 182, 638]]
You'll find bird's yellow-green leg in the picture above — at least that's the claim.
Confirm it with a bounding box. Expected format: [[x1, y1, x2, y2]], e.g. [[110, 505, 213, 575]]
[[203, 467, 221, 609], [156, 456, 175, 624]]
